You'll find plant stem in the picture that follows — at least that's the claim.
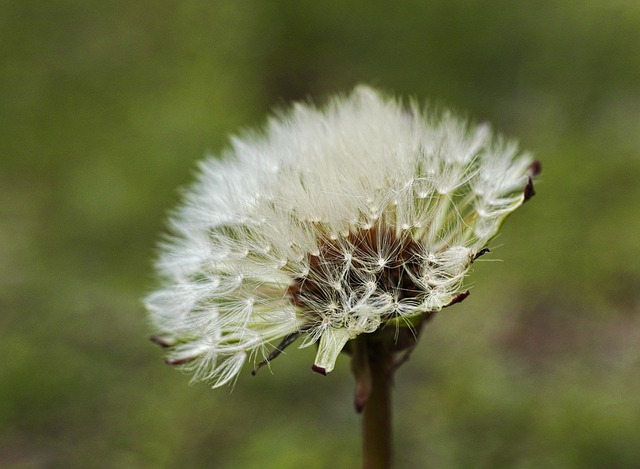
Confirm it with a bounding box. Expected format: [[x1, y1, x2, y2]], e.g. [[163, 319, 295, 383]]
[[362, 340, 393, 469]]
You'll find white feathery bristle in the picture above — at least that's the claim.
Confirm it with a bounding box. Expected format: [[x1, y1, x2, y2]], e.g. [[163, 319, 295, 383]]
[[146, 85, 537, 387]]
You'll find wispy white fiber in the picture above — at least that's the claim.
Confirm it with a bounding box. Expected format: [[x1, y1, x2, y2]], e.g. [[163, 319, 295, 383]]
[[146, 86, 538, 387]]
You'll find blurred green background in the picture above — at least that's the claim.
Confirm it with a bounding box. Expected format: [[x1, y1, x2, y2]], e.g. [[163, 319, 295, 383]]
[[2, 0, 640, 467]]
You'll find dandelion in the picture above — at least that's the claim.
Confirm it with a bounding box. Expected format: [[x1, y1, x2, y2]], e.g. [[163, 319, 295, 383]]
[[147, 86, 539, 467], [146, 86, 538, 391]]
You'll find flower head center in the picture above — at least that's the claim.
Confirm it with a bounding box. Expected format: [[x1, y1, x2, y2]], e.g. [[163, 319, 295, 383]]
[[287, 224, 423, 322]]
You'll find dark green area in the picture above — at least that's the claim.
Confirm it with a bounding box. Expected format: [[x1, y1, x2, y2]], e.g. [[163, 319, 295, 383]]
[[2, 1, 640, 467]]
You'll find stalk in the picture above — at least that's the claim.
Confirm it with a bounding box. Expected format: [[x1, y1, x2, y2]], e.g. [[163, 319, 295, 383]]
[[354, 336, 394, 469]]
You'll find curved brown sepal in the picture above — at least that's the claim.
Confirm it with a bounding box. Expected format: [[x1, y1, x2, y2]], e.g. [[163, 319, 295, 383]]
[[445, 290, 470, 307], [523, 176, 536, 202]]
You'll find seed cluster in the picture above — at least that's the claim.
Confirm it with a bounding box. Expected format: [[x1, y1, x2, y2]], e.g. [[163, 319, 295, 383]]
[[288, 225, 424, 321], [146, 86, 538, 387]]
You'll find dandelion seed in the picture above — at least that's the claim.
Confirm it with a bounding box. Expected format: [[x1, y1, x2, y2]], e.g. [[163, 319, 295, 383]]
[[145, 86, 539, 387]]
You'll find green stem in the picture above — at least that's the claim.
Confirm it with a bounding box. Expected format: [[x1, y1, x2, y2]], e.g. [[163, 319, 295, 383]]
[[361, 340, 394, 469]]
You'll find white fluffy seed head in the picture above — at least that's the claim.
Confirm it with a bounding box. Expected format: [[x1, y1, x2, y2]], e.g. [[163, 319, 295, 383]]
[[146, 86, 538, 387]]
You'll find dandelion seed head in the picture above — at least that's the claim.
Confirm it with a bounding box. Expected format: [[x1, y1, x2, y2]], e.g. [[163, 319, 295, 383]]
[[146, 86, 539, 387]]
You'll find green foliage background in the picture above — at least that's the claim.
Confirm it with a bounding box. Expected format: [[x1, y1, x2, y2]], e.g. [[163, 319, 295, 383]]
[[2, 1, 640, 467]]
